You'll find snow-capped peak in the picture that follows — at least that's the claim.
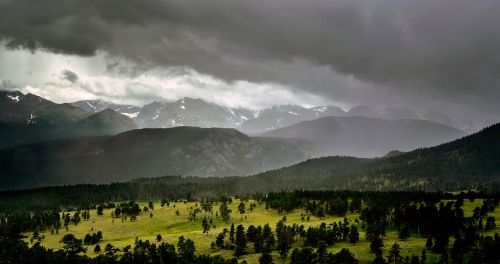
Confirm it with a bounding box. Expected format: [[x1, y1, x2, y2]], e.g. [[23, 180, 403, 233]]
[[312, 106, 328, 113], [122, 112, 139, 119]]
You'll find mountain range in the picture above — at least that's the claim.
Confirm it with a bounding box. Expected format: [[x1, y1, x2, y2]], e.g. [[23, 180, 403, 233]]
[[262, 116, 464, 157], [71, 100, 141, 118], [0, 90, 468, 159], [2, 121, 498, 194], [0, 91, 137, 149], [70, 98, 481, 134], [126, 121, 499, 195], [0, 127, 313, 190], [0, 90, 498, 191], [135, 98, 256, 129], [241, 122, 500, 192]]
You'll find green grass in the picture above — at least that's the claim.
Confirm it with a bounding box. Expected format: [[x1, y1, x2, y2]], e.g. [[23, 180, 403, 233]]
[[26, 200, 499, 263]]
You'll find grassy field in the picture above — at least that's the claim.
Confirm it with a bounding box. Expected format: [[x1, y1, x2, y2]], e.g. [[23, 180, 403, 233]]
[[26, 199, 499, 263]]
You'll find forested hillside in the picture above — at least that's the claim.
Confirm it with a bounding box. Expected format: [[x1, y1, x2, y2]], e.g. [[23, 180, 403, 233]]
[[0, 127, 313, 190], [254, 122, 500, 191], [1, 123, 499, 212]]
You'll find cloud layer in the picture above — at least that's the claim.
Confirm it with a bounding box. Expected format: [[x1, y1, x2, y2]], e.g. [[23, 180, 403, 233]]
[[17, 66, 328, 110], [1, 0, 499, 115]]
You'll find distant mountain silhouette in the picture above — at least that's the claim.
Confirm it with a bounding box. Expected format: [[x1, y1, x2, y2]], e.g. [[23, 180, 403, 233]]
[[262, 116, 464, 157]]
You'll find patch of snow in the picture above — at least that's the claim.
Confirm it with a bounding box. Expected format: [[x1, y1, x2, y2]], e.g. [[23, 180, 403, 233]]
[[180, 105, 186, 110], [152, 109, 161, 120], [93, 147, 104, 154], [314, 106, 327, 113], [27, 112, 36, 125], [227, 108, 236, 117], [170, 118, 182, 126], [7, 95, 20, 102], [288, 111, 300, 116], [240, 116, 248, 121], [86, 101, 97, 110], [122, 112, 139, 119]]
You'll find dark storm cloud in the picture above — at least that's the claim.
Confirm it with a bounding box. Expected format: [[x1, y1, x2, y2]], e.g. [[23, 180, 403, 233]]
[[60, 70, 79, 83], [1, 0, 499, 113]]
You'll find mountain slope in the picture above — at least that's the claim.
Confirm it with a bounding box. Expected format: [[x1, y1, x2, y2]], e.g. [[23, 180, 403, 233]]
[[134, 99, 348, 133], [1, 123, 498, 194], [71, 100, 141, 118], [240, 105, 347, 134], [0, 91, 138, 149], [76, 109, 138, 135], [136, 98, 256, 129], [0, 127, 313, 190], [262, 116, 465, 157], [0, 90, 89, 123], [246, 123, 500, 192], [74, 98, 349, 133], [72, 98, 480, 134]]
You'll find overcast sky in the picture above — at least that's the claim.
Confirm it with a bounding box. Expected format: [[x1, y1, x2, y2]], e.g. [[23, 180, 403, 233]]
[[0, 0, 499, 120]]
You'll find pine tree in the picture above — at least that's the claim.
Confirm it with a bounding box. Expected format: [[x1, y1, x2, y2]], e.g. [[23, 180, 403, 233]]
[[259, 249, 274, 264], [370, 236, 384, 253], [398, 225, 410, 241], [238, 202, 246, 215], [216, 232, 225, 249], [410, 255, 420, 264], [94, 244, 101, 253], [317, 241, 327, 263], [451, 236, 465, 264], [177, 236, 196, 259], [234, 224, 247, 257], [420, 250, 427, 264], [262, 224, 275, 250], [60, 234, 85, 255], [388, 243, 401, 263], [485, 216, 496, 230], [425, 237, 433, 250], [371, 253, 388, 264], [349, 225, 360, 243], [254, 228, 264, 253], [202, 218, 210, 234], [97, 205, 104, 216], [276, 222, 292, 258], [230, 224, 235, 243], [220, 202, 232, 223]]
